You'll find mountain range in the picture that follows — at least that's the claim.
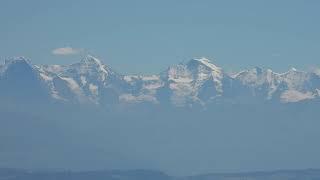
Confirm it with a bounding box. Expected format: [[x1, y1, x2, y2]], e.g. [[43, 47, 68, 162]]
[[2, 55, 320, 175], [1, 55, 320, 107]]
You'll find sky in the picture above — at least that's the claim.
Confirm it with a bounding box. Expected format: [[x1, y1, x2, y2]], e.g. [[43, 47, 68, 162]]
[[1, 0, 320, 74]]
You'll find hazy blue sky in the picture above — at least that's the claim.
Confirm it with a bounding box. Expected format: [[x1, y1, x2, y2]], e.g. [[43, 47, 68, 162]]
[[1, 0, 320, 74]]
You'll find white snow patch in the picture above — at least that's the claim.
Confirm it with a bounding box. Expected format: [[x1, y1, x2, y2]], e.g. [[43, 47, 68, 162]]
[[141, 75, 160, 81], [124, 75, 136, 82], [80, 76, 87, 86], [143, 82, 163, 90], [315, 89, 320, 96], [119, 94, 158, 104], [281, 90, 315, 103], [39, 73, 53, 81], [60, 77, 84, 97], [313, 68, 320, 76], [43, 65, 65, 74], [89, 84, 98, 96], [193, 57, 221, 71]]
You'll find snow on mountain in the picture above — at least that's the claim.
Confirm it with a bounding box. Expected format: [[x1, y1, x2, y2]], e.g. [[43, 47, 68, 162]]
[[280, 90, 315, 103], [1, 55, 320, 107], [316, 89, 320, 97], [234, 67, 281, 100], [37, 55, 126, 104], [232, 66, 320, 103], [122, 75, 162, 104], [280, 68, 309, 90], [157, 58, 225, 106], [277, 68, 320, 103]]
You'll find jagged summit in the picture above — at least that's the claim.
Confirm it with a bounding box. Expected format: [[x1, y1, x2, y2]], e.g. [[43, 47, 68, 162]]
[[290, 67, 297, 72], [188, 57, 212, 65], [80, 54, 103, 66], [2, 56, 35, 76], [65, 55, 112, 79], [3, 57, 33, 71], [81, 55, 114, 75], [4, 56, 31, 65], [187, 57, 221, 72]]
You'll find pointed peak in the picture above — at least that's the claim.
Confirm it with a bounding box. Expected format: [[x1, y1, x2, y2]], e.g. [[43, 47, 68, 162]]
[[289, 67, 297, 72], [2, 56, 36, 76], [187, 57, 220, 71], [3, 57, 33, 72], [191, 57, 211, 63], [80, 54, 103, 66], [77, 54, 111, 75], [188, 57, 214, 66]]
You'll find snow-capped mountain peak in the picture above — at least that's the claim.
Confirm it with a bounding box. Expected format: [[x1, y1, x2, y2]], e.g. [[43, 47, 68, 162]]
[[2, 56, 37, 77], [81, 55, 103, 66], [3, 56, 32, 70], [187, 57, 221, 72], [78, 55, 109, 74], [62, 55, 114, 84], [4, 56, 30, 64]]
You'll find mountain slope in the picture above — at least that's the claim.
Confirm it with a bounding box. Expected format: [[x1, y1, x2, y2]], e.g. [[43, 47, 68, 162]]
[[0, 57, 50, 103]]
